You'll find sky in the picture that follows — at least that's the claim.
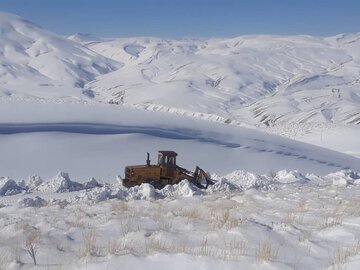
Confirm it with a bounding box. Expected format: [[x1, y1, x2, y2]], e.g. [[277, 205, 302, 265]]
[[0, 0, 359, 38]]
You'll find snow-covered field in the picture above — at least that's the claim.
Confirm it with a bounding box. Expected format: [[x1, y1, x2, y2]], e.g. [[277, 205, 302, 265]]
[[0, 100, 359, 181], [1, 11, 360, 270], [1, 170, 360, 269]]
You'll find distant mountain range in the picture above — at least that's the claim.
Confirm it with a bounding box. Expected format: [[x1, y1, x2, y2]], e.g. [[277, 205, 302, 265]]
[[1, 11, 359, 127]]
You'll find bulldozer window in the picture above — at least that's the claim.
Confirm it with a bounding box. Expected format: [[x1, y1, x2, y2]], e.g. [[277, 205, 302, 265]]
[[168, 157, 175, 165], [158, 154, 164, 165]]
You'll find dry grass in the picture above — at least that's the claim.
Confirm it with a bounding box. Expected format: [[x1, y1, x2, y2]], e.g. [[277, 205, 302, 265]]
[[180, 207, 201, 221], [284, 211, 297, 224], [111, 201, 129, 214], [320, 215, 343, 230], [209, 209, 240, 230], [65, 207, 90, 229], [283, 200, 309, 226], [222, 238, 248, 259], [79, 230, 103, 258], [329, 240, 360, 270], [119, 219, 141, 235], [108, 239, 130, 256], [187, 237, 218, 258], [145, 236, 173, 254], [255, 241, 279, 263]]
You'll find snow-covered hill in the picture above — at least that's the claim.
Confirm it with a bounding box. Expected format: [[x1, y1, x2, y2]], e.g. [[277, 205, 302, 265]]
[[1, 11, 359, 129], [84, 34, 360, 128], [0, 12, 120, 100]]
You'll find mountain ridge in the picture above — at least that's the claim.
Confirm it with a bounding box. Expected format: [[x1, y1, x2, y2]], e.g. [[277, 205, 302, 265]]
[[0, 11, 359, 136], [0, 11, 121, 100]]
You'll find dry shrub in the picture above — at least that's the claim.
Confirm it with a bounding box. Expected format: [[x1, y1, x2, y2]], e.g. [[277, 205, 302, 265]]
[[184, 207, 201, 219], [79, 230, 103, 257], [284, 211, 297, 224], [108, 239, 130, 256], [222, 238, 248, 259], [24, 228, 41, 265], [321, 215, 343, 229], [145, 236, 173, 254], [177, 207, 201, 222], [210, 209, 239, 230], [196, 237, 219, 257], [255, 241, 279, 263]]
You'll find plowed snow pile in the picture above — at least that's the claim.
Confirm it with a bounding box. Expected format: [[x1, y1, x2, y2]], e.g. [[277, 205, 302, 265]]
[[1, 169, 359, 204]]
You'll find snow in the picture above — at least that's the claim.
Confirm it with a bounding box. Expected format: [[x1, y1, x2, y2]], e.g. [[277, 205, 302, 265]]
[[274, 170, 308, 184], [0, 11, 360, 270], [17, 196, 46, 208], [325, 170, 360, 186], [35, 172, 85, 193], [0, 100, 359, 181], [1, 168, 359, 203], [84, 35, 360, 130], [0, 169, 360, 269], [0, 11, 120, 100], [0, 177, 23, 196]]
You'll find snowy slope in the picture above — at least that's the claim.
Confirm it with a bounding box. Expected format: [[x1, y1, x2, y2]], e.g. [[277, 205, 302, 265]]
[[0, 12, 120, 100], [0, 100, 359, 180], [85, 34, 360, 128], [0, 11, 358, 130]]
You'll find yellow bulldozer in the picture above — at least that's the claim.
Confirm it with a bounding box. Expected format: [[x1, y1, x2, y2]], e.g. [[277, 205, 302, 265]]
[[123, 151, 213, 189]]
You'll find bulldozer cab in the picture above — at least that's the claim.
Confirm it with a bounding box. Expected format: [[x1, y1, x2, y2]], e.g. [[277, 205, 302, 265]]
[[158, 151, 177, 166], [158, 151, 177, 178]]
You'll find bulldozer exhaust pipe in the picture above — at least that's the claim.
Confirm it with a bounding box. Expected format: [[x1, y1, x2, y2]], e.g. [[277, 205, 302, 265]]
[[146, 152, 150, 166]]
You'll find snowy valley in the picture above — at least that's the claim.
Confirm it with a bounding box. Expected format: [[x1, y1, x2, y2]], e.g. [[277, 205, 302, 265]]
[[0, 10, 360, 270]]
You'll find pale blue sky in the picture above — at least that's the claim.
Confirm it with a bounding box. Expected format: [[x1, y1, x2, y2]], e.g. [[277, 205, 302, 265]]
[[0, 0, 359, 37]]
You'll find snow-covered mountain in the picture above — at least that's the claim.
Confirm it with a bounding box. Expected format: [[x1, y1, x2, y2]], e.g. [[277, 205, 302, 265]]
[[85, 35, 360, 127], [0, 11, 359, 128], [0, 12, 120, 100]]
